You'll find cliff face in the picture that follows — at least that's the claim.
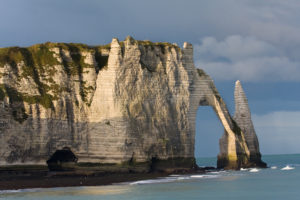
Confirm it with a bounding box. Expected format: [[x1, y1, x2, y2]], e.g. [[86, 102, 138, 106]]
[[0, 36, 265, 170]]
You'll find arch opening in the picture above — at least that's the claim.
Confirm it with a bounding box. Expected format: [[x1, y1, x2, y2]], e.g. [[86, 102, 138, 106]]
[[195, 106, 224, 167], [47, 147, 78, 171]]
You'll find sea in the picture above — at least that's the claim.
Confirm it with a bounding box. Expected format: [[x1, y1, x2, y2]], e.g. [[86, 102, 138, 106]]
[[0, 154, 299, 200]]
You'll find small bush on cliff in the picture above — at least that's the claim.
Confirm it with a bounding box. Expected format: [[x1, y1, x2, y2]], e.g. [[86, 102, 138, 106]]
[[0, 87, 5, 101], [0, 84, 54, 109], [137, 40, 180, 53]]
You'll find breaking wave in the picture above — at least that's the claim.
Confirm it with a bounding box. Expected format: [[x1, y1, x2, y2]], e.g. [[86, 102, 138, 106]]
[[129, 174, 220, 185], [281, 165, 295, 171], [249, 168, 260, 173]]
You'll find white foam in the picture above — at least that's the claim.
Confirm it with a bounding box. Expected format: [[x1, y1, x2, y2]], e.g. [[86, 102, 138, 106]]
[[0, 190, 21, 194], [209, 171, 221, 174], [177, 177, 190, 180], [190, 175, 220, 179], [240, 168, 248, 171], [130, 175, 197, 185], [0, 188, 45, 194], [190, 175, 204, 178], [281, 165, 295, 171], [271, 166, 277, 169], [129, 173, 222, 185], [249, 168, 260, 173], [129, 178, 175, 185]]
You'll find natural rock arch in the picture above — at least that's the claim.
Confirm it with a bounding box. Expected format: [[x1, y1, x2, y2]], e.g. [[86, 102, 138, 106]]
[[188, 70, 250, 169], [182, 43, 265, 169]]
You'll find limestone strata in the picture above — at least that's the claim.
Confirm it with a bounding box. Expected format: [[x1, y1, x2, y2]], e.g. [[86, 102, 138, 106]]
[[0, 36, 265, 171], [232, 80, 266, 168]]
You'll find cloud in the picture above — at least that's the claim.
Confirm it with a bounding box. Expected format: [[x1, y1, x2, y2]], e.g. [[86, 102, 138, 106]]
[[190, 1, 300, 82], [195, 35, 300, 82], [252, 111, 300, 154], [2, 0, 300, 49]]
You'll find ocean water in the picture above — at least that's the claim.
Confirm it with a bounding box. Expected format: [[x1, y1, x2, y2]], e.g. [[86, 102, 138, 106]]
[[1, 154, 299, 200]]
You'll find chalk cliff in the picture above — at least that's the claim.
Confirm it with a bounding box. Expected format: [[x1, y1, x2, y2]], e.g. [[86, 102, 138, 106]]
[[232, 80, 266, 167], [0, 36, 265, 171]]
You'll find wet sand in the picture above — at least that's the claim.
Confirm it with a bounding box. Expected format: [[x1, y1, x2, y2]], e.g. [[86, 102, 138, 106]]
[[0, 166, 211, 190], [0, 171, 170, 190]]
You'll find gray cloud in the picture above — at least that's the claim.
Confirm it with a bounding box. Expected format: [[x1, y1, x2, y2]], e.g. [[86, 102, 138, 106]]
[[194, 35, 300, 82], [1, 0, 300, 48], [189, 1, 300, 82], [3, 0, 300, 82]]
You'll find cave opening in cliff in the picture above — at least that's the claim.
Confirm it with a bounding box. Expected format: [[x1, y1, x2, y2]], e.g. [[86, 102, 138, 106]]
[[47, 147, 78, 171], [195, 106, 223, 167]]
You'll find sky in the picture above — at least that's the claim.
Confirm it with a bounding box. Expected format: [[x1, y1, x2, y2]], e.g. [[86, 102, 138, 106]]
[[0, 0, 299, 157]]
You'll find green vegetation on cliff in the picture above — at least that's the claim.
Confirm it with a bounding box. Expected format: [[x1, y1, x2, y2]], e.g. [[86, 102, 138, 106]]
[[0, 42, 110, 107], [0, 40, 178, 109], [0, 42, 109, 76], [138, 40, 180, 54], [0, 85, 29, 122], [137, 40, 180, 49]]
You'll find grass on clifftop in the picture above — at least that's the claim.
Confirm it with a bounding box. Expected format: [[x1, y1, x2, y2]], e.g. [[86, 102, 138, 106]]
[[0, 42, 110, 106], [0, 42, 110, 76], [0, 40, 179, 108], [137, 40, 180, 53]]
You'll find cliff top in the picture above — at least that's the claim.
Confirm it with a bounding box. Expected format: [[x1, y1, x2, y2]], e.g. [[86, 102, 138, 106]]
[[0, 36, 182, 68], [0, 37, 189, 110]]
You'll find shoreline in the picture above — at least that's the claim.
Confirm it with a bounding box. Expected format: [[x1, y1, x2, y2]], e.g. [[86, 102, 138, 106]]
[[0, 168, 211, 190]]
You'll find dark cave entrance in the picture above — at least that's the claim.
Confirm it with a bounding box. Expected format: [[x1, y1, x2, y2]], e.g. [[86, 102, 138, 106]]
[[47, 147, 78, 171], [195, 106, 223, 167]]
